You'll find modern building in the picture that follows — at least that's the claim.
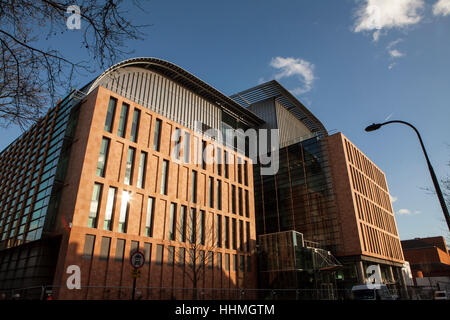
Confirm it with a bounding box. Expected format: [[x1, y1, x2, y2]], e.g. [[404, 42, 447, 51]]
[[231, 81, 407, 298], [0, 58, 263, 300], [401, 236, 450, 278]]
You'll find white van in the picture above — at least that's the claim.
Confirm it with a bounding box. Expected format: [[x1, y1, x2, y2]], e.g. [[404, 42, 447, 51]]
[[351, 284, 396, 300]]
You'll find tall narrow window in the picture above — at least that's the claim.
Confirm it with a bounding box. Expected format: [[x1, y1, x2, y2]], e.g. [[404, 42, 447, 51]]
[[168, 246, 175, 266], [232, 218, 237, 250], [201, 141, 207, 170], [144, 243, 152, 265], [189, 208, 196, 243], [191, 170, 197, 203], [153, 119, 162, 151], [244, 160, 248, 186], [174, 128, 181, 160], [245, 190, 249, 218], [130, 240, 139, 255], [216, 214, 222, 248], [225, 253, 230, 271], [96, 138, 110, 177], [169, 203, 177, 241], [137, 151, 147, 188], [103, 187, 116, 231], [124, 147, 135, 185], [233, 254, 237, 272], [239, 220, 244, 251], [118, 190, 130, 233], [199, 210, 205, 245], [117, 103, 129, 138], [237, 158, 242, 184], [225, 216, 230, 249], [115, 239, 125, 261], [104, 97, 117, 132], [145, 197, 155, 237], [82, 234, 96, 260], [239, 255, 245, 273], [217, 180, 222, 210], [156, 244, 164, 265], [179, 205, 186, 242], [217, 252, 222, 270], [130, 109, 140, 143], [178, 247, 185, 266], [160, 160, 169, 195], [224, 150, 229, 178], [183, 132, 190, 163], [238, 187, 243, 216], [99, 237, 111, 261], [88, 183, 102, 228], [216, 147, 222, 176], [209, 177, 214, 208], [208, 252, 213, 269], [231, 185, 236, 214], [246, 221, 250, 252]]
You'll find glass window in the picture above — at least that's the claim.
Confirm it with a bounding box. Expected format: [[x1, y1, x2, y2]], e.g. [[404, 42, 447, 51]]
[[209, 177, 214, 208], [238, 158, 242, 184], [224, 150, 229, 178], [88, 183, 102, 228], [245, 190, 249, 218], [104, 97, 117, 132], [178, 247, 185, 266], [130, 240, 139, 255], [179, 205, 186, 242], [115, 239, 125, 262], [189, 208, 196, 243], [216, 214, 222, 248], [217, 252, 222, 270], [238, 187, 243, 216], [82, 234, 96, 260], [225, 253, 230, 271], [153, 119, 162, 151], [168, 203, 177, 241], [137, 151, 147, 189], [239, 255, 245, 272], [232, 185, 236, 214], [191, 170, 197, 203], [118, 191, 130, 233], [103, 187, 116, 231], [239, 220, 244, 251], [168, 246, 175, 266], [217, 180, 222, 210], [199, 210, 205, 245], [160, 160, 169, 195], [183, 132, 190, 163], [144, 242, 152, 265], [174, 128, 181, 160], [217, 147, 222, 176], [225, 217, 230, 249], [124, 147, 135, 185], [99, 237, 111, 261], [156, 244, 164, 265], [208, 251, 213, 269], [201, 141, 207, 170], [96, 137, 110, 177], [244, 160, 248, 186], [117, 103, 129, 138], [130, 108, 140, 143], [232, 218, 237, 250], [145, 197, 154, 237]]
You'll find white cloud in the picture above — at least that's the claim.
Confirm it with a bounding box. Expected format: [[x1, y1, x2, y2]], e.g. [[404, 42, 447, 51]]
[[269, 56, 315, 94], [396, 208, 421, 215], [353, 0, 424, 41], [433, 0, 450, 16], [388, 49, 405, 58], [397, 208, 411, 215], [390, 195, 398, 203]]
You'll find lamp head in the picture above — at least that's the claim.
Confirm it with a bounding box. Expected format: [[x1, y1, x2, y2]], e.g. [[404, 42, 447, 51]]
[[365, 123, 382, 132]]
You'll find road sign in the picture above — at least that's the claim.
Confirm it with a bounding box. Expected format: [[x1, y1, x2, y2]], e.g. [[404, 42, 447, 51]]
[[130, 251, 145, 269], [131, 269, 141, 278]]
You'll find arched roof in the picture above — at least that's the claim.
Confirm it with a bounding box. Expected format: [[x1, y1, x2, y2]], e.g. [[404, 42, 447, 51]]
[[83, 57, 264, 127]]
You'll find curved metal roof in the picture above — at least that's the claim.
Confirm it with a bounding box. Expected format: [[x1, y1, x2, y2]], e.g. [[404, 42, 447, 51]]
[[83, 57, 264, 127], [230, 80, 327, 135]]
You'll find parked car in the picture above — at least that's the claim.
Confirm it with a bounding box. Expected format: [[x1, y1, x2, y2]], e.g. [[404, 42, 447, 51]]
[[351, 284, 396, 300], [433, 291, 448, 300]]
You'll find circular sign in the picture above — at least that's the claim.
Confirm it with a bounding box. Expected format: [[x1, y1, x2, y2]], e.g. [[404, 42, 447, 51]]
[[130, 251, 145, 269]]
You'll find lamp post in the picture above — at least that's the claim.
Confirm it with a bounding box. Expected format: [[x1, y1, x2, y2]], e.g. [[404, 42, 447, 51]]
[[365, 120, 450, 231]]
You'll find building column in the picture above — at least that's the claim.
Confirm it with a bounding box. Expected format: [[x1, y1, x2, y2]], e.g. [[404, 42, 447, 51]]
[[355, 261, 365, 284]]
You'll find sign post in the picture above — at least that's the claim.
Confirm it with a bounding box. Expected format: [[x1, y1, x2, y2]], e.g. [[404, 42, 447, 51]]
[[130, 251, 145, 300]]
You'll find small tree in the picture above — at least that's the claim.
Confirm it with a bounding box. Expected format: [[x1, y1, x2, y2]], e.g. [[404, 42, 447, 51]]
[[173, 208, 217, 300]]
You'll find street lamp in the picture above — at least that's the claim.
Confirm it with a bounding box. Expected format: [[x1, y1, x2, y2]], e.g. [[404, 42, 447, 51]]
[[365, 120, 450, 231]]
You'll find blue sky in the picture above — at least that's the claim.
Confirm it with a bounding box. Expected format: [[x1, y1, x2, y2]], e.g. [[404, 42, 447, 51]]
[[1, 0, 450, 240]]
